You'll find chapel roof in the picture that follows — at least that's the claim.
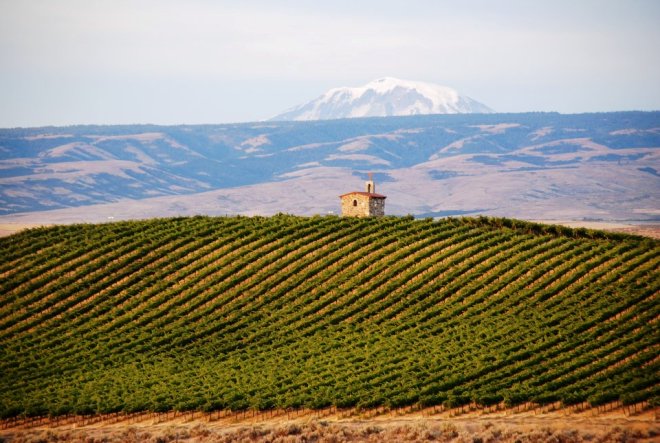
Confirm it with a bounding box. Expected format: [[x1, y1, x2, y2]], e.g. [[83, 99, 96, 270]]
[[339, 191, 387, 199]]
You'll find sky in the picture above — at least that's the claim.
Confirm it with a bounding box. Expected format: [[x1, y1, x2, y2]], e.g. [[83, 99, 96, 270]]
[[1, 0, 659, 127]]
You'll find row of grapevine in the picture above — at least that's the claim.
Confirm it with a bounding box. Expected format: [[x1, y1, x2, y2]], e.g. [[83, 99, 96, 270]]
[[0, 215, 657, 418]]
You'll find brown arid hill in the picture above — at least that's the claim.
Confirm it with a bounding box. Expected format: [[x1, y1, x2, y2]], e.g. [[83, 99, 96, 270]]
[[1, 112, 659, 224]]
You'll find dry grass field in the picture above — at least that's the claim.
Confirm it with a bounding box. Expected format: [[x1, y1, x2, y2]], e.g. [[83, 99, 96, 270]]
[[0, 224, 49, 237], [1, 405, 657, 442], [531, 221, 660, 240]]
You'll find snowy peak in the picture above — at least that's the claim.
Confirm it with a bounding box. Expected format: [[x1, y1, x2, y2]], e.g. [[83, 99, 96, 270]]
[[271, 77, 493, 121]]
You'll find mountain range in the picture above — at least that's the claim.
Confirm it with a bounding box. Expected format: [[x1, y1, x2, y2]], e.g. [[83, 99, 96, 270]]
[[0, 112, 658, 224], [270, 77, 493, 121]]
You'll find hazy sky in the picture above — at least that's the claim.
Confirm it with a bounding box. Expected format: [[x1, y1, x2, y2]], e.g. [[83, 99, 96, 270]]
[[1, 0, 659, 127]]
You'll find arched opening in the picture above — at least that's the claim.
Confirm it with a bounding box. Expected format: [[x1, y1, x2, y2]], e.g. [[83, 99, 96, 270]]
[[353, 200, 358, 207], [367, 183, 372, 193]]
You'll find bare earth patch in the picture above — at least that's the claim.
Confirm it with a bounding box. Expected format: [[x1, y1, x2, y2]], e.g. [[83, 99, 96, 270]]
[[2, 406, 657, 442], [609, 224, 660, 240], [0, 223, 51, 237], [531, 220, 660, 240]]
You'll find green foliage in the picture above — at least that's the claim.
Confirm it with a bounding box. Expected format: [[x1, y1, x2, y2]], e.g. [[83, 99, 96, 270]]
[[0, 215, 657, 417]]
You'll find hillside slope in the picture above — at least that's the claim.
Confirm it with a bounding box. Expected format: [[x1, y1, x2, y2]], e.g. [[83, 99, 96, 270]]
[[0, 215, 658, 417], [1, 112, 658, 222]]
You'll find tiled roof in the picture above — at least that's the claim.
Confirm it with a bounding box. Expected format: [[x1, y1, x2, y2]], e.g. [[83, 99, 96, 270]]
[[339, 191, 387, 198]]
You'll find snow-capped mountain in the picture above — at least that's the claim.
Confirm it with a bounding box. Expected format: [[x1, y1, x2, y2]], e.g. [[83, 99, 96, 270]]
[[270, 77, 493, 121]]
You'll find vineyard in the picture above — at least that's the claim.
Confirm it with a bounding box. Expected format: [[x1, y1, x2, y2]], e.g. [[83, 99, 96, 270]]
[[0, 215, 658, 419]]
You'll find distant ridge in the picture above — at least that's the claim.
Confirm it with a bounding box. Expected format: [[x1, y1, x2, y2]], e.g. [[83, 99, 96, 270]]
[[1, 112, 658, 223], [270, 77, 494, 121]]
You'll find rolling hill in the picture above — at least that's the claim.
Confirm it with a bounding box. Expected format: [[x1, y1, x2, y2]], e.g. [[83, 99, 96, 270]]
[[1, 112, 658, 224], [0, 215, 658, 418]]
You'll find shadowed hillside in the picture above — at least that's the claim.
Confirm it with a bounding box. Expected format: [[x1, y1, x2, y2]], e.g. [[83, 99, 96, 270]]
[[1, 112, 658, 222], [0, 215, 658, 418]]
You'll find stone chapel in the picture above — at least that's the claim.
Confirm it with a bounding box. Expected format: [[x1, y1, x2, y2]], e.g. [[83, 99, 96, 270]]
[[339, 174, 386, 217]]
